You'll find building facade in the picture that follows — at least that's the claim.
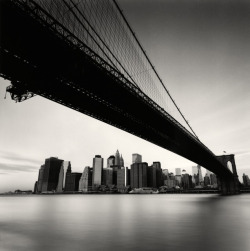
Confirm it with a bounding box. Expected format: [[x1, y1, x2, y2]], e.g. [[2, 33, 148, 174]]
[[64, 172, 82, 192], [37, 164, 45, 193], [197, 165, 203, 184], [79, 166, 93, 192], [175, 168, 181, 176], [41, 157, 64, 192], [130, 162, 148, 188], [92, 155, 103, 188], [102, 167, 113, 187], [107, 155, 115, 168], [132, 153, 142, 164]]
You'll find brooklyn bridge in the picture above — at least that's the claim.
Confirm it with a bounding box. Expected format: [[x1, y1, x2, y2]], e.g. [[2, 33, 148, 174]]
[[0, 0, 240, 194]]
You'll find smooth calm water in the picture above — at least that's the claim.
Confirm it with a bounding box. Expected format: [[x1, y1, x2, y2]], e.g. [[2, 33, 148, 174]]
[[0, 194, 250, 251]]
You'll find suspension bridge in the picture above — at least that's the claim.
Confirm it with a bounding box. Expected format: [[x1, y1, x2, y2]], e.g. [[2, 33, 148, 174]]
[[0, 0, 239, 194]]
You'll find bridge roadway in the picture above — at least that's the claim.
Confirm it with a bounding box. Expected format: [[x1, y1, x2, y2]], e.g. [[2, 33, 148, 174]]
[[0, 0, 233, 179]]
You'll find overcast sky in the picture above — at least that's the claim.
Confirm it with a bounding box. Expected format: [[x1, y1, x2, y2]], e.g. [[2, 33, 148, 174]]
[[1, 0, 250, 192]]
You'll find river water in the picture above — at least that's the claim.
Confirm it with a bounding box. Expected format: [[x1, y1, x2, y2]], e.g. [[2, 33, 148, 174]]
[[0, 194, 250, 251]]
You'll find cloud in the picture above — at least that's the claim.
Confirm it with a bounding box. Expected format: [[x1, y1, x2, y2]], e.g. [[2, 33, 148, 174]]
[[0, 151, 41, 165], [0, 162, 38, 173], [234, 150, 250, 158]]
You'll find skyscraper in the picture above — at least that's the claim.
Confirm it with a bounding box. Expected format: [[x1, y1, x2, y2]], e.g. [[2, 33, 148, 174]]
[[154, 162, 163, 187], [192, 166, 198, 175], [120, 155, 124, 167], [92, 155, 103, 188], [64, 172, 82, 192], [33, 181, 38, 194], [64, 163, 72, 190], [62, 161, 71, 189], [192, 166, 198, 184], [210, 174, 218, 188], [147, 162, 162, 188], [175, 168, 182, 186], [147, 164, 157, 188], [114, 150, 124, 168], [162, 169, 169, 176], [162, 169, 169, 185], [79, 166, 93, 192], [115, 150, 121, 167], [182, 174, 192, 190], [175, 168, 181, 176], [197, 165, 203, 184], [130, 162, 148, 188], [242, 173, 250, 187], [107, 155, 115, 168], [56, 162, 64, 193], [204, 173, 211, 187], [117, 167, 126, 190], [102, 167, 113, 187], [193, 174, 199, 186], [37, 164, 45, 193], [132, 153, 142, 164], [41, 157, 64, 192]]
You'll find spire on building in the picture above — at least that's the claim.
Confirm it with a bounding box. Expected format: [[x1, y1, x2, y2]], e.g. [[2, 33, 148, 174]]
[[115, 149, 121, 166], [120, 154, 124, 167], [66, 161, 72, 173]]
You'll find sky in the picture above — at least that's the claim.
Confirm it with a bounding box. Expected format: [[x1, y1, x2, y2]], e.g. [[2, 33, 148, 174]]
[[0, 0, 250, 192]]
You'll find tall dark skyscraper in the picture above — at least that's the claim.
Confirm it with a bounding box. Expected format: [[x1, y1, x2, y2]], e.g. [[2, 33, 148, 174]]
[[64, 163, 72, 191], [153, 162, 162, 187], [64, 172, 82, 192], [148, 165, 156, 188], [148, 162, 163, 188], [130, 162, 148, 188], [102, 168, 113, 187], [41, 157, 64, 192], [182, 173, 192, 189]]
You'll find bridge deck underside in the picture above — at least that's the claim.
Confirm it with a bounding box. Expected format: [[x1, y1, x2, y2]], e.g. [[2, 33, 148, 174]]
[[0, 1, 232, 178]]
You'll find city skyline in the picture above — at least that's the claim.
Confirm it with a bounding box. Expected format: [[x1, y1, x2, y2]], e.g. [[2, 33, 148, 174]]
[[2, 150, 250, 194], [33, 153, 220, 194], [1, 0, 250, 192]]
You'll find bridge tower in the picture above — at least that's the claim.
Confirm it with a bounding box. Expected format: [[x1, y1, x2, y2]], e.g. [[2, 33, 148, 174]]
[[216, 154, 240, 195]]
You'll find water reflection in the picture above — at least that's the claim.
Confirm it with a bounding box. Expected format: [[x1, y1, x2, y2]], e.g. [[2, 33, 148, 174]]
[[0, 194, 250, 251]]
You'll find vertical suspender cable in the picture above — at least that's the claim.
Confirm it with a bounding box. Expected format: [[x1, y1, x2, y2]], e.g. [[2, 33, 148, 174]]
[[113, 0, 199, 140]]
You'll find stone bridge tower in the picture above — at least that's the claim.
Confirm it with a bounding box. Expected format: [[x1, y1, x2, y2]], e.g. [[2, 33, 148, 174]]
[[216, 154, 240, 195]]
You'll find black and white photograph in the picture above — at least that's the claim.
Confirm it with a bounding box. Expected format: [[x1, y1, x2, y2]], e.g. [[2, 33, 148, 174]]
[[0, 0, 250, 250]]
